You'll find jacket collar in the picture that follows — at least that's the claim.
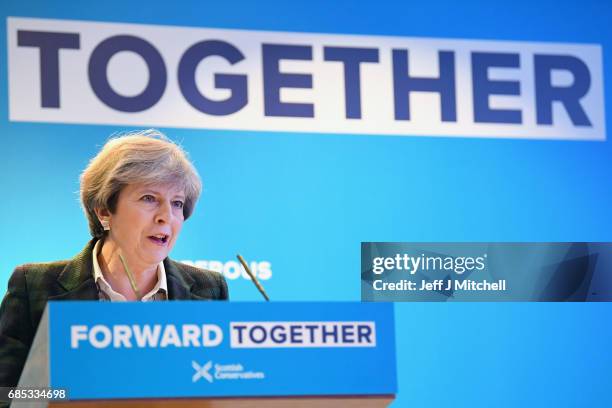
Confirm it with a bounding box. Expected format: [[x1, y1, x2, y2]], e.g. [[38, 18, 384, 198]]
[[49, 240, 98, 300], [50, 239, 197, 301]]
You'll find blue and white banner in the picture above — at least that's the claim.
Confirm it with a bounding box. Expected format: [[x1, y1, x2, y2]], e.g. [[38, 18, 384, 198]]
[[49, 301, 396, 399], [7, 17, 605, 140], [3, 3, 612, 407]]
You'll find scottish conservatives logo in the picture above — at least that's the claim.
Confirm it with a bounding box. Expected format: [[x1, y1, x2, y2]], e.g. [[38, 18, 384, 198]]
[[192, 361, 265, 383]]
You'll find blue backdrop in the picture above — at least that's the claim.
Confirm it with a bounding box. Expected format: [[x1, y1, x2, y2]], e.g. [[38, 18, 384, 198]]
[[1, 0, 612, 407]]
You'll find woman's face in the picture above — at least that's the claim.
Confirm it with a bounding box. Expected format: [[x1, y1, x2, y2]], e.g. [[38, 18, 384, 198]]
[[104, 183, 186, 267]]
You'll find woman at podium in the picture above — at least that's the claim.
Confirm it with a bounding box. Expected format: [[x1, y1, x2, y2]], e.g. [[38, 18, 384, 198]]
[[0, 129, 229, 387]]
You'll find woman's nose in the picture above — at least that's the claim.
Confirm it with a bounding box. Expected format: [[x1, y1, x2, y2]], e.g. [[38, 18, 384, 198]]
[[154, 201, 173, 224]]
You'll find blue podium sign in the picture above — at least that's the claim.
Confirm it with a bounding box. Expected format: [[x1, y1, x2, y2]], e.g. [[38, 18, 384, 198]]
[[44, 302, 396, 400]]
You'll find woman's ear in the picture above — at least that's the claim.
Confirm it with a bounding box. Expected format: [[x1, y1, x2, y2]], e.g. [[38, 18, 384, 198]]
[[94, 208, 111, 231]]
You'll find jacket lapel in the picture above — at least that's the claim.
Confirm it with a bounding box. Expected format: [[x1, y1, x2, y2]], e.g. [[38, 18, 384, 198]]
[[48, 240, 202, 301], [48, 240, 99, 301], [164, 259, 202, 300]]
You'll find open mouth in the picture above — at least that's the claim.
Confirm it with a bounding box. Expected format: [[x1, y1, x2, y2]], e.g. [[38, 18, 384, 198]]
[[148, 234, 169, 245]]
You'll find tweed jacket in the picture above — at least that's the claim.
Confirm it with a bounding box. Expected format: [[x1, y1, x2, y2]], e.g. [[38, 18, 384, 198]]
[[0, 240, 228, 388]]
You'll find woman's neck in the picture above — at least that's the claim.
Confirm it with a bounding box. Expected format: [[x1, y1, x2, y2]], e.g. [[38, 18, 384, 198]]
[[97, 238, 159, 300]]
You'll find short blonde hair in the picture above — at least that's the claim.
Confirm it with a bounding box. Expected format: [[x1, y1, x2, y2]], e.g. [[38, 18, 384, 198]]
[[80, 129, 202, 238]]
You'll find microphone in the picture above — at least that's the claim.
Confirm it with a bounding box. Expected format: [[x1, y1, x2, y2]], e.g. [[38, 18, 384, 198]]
[[237, 254, 270, 301]]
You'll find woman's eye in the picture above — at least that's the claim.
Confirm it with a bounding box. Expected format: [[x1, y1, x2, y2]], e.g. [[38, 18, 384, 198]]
[[141, 194, 156, 202], [172, 200, 184, 209]]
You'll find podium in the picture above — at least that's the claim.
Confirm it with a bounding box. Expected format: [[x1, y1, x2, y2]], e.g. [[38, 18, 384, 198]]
[[15, 302, 396, 407]]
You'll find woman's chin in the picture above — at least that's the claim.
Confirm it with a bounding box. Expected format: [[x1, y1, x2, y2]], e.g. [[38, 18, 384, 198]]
[[142, 238, 172, 257], [140, 248, 170, 265]]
